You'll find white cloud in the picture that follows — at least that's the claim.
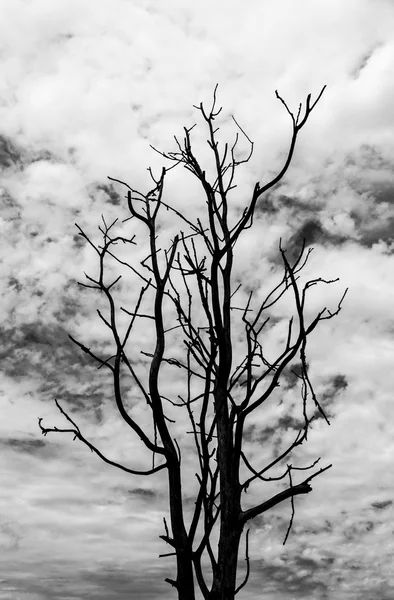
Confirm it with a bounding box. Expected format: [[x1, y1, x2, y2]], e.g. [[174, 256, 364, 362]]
[[1, 0, 394, 598]]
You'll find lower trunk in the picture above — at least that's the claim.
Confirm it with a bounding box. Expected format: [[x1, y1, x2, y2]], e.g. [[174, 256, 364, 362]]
[[209, 525, 243, 600], [167, 458, 195, 600], [176, 550, 195, 600]]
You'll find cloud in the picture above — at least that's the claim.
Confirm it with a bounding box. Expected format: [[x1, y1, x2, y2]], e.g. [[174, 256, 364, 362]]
[[1, 0, 394, 598]]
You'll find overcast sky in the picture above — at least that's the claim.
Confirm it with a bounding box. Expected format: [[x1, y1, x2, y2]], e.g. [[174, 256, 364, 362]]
[[1, 1, 394, 599]]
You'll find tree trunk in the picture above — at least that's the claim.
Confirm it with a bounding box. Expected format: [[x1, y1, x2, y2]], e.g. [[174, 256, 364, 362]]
[[209, 383, 243, 600], [167, 458, 196, 600], [175, 550, 195, 600], [209, 523, 243, 600]]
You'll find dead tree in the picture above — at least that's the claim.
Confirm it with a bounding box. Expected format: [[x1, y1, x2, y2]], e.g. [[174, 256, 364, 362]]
[[39, 85, 347, 600]]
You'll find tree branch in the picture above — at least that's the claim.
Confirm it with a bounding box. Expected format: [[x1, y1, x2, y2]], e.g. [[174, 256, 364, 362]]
[[240, 463, 332, 526], [38, 400, 167, 476], [235, 528, 250, 595]]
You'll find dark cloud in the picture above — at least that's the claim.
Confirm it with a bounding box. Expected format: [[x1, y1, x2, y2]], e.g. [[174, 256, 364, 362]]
[[247, 555, 330, 599], [371, 499, 393, 510], [96, 183, 122, 206], [315, 373, 348, 420], [72, 231, 86, 248], [81, 566, 173, 599], [265, 143, 394, 256], [277, 413, 304, 431], [283, 219, 347, 264], [343, 519, 375, 540], [0, 437, 46, 453], [351, 47, 381, 79], [0, 136, 22, 169], [359, 217, 394, 248], [0, 321, 109, 424], [4, 558, 171, 600], [7, 276, 23, 293], [28, 149, 54, 163], [2, 561, 163, 600], [128, 487, 156, 499], [290, 362, 307, 380], [0, 137, 64, 173], [0, 188, 21, 223], [52, 280, 84, 322], [242, 423, 256, 443], [0, 322, 73, 377], [372, 186, 394, 205], [346, 144, 393, 174], [280, 364, 304, 390]]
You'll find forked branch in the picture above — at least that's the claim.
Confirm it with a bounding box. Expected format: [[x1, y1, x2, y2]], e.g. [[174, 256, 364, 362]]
[[240, 463, 332, 526], [38, 399, 167, 476]]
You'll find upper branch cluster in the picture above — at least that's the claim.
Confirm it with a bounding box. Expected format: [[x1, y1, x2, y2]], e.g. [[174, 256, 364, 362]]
[[38, 85, 343, 585]]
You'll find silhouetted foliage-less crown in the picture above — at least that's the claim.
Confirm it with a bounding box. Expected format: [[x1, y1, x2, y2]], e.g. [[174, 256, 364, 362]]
[[39, 84, 347, 600]]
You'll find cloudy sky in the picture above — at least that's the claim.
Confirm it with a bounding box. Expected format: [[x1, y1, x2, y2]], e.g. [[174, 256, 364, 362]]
[[1, 0, 394, 599]]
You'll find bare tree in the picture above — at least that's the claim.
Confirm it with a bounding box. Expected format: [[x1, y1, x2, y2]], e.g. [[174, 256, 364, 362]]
[[39, 85, 347, 600]]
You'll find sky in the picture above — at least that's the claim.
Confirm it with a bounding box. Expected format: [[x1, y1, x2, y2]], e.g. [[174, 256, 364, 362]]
[[1, 0, 394, 598]]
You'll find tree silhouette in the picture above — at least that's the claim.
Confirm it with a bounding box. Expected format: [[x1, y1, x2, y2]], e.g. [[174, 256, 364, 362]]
[[39, 85, 347, 600]]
